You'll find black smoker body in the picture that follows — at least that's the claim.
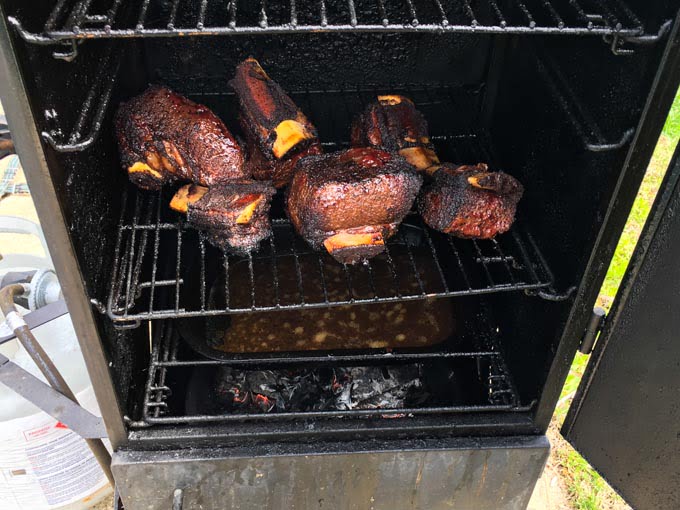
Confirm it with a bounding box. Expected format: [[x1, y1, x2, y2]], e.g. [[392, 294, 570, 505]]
[[0, 1, 679, 509]]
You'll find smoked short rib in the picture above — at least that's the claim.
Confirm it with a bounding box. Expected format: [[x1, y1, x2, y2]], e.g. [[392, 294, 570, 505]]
[[170, 181, 275, 254], [351, 95, 440, 174], [418, 163, 523, 239], [286, 148, 423, 264], [115, 86, 245, 190], [230, 58, 321, 187]]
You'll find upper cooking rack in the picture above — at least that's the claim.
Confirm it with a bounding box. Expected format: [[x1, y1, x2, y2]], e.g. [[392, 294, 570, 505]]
[[10, 0, 645, 45], [105, 131, 555, 328]]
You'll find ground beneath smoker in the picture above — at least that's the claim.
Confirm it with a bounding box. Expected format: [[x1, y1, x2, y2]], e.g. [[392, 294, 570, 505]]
[[527, 425, 578, 510]]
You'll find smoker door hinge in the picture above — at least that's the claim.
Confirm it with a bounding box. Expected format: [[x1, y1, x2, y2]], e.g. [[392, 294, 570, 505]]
[[579, 307, 606, 355]]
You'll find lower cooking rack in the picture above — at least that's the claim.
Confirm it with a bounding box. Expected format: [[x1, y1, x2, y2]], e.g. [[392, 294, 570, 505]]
[[106, 132, 555, 327], [130, 318, 533, 428]]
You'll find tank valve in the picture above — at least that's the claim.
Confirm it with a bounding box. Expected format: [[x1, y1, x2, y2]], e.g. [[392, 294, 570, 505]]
[[27, 269, 62, 310]]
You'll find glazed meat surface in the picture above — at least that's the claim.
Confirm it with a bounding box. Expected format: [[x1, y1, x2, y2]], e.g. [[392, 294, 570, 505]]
[[351, 95, 440, 173], [230, 58, 320, 187], [115, 86, 245, 190], [287, 148, 423, 264], [418, 163, 523, 239], [170, 181, 275, 254]]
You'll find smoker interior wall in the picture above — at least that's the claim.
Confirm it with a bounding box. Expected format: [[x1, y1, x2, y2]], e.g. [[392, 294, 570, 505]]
[[139, 33, 490, 92], [5, 39, 129, 299], [487, 34, 671, 407]]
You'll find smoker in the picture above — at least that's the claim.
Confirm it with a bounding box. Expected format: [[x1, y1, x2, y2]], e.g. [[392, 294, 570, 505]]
[[0, 1, 679, 509]]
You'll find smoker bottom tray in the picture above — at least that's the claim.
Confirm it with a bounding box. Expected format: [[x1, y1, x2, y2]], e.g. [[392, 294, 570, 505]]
[[131, 315, 532, 428]]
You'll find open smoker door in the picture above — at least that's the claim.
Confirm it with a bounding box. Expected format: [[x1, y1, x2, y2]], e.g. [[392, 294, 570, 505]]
[[561, 143, 680, 510]]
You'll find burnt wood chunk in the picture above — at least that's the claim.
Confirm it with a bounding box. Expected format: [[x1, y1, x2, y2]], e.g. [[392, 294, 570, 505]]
[[418, 163, 523, 239], [230, 58, 320, 187], [351, 95, 440, 173], [171, 181, 275, 254], [286, 148, 423, 264], [115, 86, 245, 190]]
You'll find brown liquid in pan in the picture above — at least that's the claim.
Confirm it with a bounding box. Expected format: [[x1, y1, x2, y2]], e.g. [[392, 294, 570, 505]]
[[207, 250, 456, 353]]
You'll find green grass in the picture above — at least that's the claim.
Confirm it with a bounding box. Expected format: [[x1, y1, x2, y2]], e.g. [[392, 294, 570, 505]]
[[553, 86, 680, 510], [663, 86, 680, 140], [598, 137, 672, 306], [562, 451, 609, 510]]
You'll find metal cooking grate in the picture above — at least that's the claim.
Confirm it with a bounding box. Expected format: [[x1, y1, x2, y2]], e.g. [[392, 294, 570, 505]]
[[132, 320, 532, 427], [10, 0, 645, 44], [106, 130, 554, 328]]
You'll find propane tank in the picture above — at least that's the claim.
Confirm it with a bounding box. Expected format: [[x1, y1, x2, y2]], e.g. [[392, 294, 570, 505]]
[[0, 217, 112, 509]]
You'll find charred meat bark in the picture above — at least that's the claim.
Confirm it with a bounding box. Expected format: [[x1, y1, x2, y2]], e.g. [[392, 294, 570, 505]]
[[287, 148, 423, 264], [115, 86, 245, 190], [245, 139, 323, 188], [170, 181, 275, 254], [230, 58, 320, 187], [351, 95, 440, 174], [418, 163, 523, 239]]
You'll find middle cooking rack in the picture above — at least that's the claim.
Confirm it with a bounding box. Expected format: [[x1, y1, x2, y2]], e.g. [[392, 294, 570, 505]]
[[106, 131, 554, 328]]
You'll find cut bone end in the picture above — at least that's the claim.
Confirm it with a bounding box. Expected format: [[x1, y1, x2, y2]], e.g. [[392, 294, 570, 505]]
[[128, 161, 162, 179], [467, 170, 523, 196], [323, 231, 385, 254], [377, 95, 411, 106], [272, 119, 314, 159], [468, 172, 504, 191], [243, 57, 269, 79], [235, 194, 264, 224], [398, 147, 440, 172], [170, 184, 209, 213]]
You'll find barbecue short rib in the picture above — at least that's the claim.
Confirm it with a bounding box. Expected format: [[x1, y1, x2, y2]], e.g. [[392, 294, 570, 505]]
[[230, 58, 321, 188], [171, 181, 275, 254], [115, 86, 245, 190], [351, 95, 440, 174], [418, 163, 523, 239], [286, 148, 423, 264]]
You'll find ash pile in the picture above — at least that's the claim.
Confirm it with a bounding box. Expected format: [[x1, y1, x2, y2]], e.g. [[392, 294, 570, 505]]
[[214, 365, 431, 414]]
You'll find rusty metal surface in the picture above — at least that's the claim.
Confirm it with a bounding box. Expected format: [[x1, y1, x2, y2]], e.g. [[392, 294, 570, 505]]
[[113, 436, 549, 510]]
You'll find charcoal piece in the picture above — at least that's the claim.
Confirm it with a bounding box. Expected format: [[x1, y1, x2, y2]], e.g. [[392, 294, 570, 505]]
[[213, 365, 429, 414], [332, 366, 426, 410]]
